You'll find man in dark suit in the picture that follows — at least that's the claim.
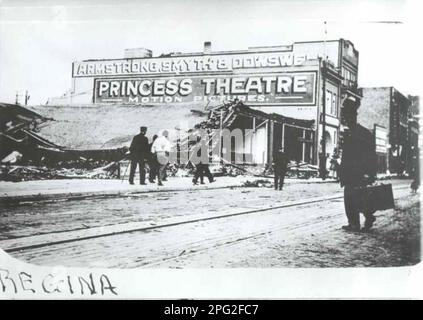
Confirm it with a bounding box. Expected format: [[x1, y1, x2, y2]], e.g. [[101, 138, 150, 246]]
[[192, 135, 215, 185], [339, 124, 377, 231], [273, 148, 289, 190], [129, 126, 149, 185]]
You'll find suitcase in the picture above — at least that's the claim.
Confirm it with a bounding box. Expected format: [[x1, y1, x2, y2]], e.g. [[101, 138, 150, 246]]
[[359, 183, 395, 213]]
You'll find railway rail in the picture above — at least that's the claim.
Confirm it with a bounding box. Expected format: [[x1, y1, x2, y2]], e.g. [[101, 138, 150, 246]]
[[1, 184, 411, 267]]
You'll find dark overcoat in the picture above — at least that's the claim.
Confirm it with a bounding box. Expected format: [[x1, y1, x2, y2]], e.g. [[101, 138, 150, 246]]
[[129, 133, 149, 160]]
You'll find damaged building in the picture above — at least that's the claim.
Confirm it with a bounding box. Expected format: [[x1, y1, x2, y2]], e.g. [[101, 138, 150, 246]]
[[179, 100, 315, 167], [47, 39, 363, 170], [0, 103, 126, 181]]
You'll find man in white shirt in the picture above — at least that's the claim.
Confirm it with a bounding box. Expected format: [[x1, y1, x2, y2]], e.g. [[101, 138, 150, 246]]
[[151, 130, 172, 186]]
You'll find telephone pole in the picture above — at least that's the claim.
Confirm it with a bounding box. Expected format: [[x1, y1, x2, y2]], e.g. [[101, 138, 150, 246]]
[[14, 90, 30, 105], [319, 21, 328, 180], [24, 90, 30, 106]]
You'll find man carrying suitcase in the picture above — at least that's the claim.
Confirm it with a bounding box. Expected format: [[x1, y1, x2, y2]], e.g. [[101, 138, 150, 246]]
[[339, 122, 377, 232]]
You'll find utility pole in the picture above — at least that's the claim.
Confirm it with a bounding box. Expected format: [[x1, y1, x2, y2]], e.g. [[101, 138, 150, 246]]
[[219, 108, 223, 164], [319, 21, 328, 180], [319, 59, 327, 180], [24, 90, 30, 106]]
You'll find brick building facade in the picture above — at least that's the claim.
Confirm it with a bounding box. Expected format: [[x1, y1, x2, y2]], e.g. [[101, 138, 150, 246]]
[[358, 87, 417, 175]]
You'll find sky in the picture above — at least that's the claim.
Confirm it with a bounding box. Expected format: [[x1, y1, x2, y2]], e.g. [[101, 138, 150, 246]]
[[0, 0, 421, 105]]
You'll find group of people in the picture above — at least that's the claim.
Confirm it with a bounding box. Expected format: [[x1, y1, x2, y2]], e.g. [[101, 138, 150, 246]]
[[128, 126, 215, 186], [129, 120, 412, 233], [128, 126, 171, 186]]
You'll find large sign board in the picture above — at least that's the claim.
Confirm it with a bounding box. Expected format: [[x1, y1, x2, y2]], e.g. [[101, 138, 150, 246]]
[[73, 51, 308, 77], [93, 72, 317, 106]]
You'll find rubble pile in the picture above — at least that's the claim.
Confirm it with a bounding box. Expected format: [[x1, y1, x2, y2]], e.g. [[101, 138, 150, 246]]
[[1, 162, 121, 182], [242, 179, 272, 188], [180, 100, 317, 179], [191, 101, 238, 130], [285, 162, 319, 179], [0, 103, 126, 181], [1, 100, 319, 182]]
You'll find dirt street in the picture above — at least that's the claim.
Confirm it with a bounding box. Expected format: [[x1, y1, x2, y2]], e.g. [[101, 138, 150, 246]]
[[1, 178, 419, 268], [0, 180, 341, 239]]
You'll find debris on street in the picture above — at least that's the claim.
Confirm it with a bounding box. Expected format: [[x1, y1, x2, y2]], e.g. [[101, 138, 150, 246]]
[[242, 179, 272, 188], [1, 161, 121, 182]]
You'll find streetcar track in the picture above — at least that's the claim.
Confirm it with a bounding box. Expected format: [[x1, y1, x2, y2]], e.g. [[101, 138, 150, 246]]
[[0, 183, 262, 207], [10, 191, 415, 268], [22, 207, 342, 266], [21, 193, 417, 268], [1, 193, 346, 252], [137, 215, 342, 268], [138, 197, 415, 269], [2, 184, 410, 255], [15, 208, 343, 268]]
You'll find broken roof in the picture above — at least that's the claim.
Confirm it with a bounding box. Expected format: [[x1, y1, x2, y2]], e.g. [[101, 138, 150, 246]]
[[30, 103, 209, 149], [178, 100, 315, 151], [193, 100, 315, 131], [25, 101, 314, 151], [0, 103, 49, 129]]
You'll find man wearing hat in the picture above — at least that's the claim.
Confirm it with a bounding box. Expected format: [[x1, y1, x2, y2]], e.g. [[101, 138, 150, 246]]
[[128, 126, 149, 185], [273, 148, 289, 190]]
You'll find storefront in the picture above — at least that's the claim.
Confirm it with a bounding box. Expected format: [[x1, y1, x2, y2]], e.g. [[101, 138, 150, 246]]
[[358, 87, 414, 175], [374, 124, 388, 173]]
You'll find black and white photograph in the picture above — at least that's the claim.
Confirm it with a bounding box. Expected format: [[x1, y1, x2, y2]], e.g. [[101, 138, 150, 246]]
[[0, 0, 421, 299]]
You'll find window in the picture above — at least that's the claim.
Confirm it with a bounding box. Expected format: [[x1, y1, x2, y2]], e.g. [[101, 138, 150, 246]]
[[332, 93, 337, 116], [325, 90, 337, 117], [326, 90, 332, 115], [342, 68, 351, 86]]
